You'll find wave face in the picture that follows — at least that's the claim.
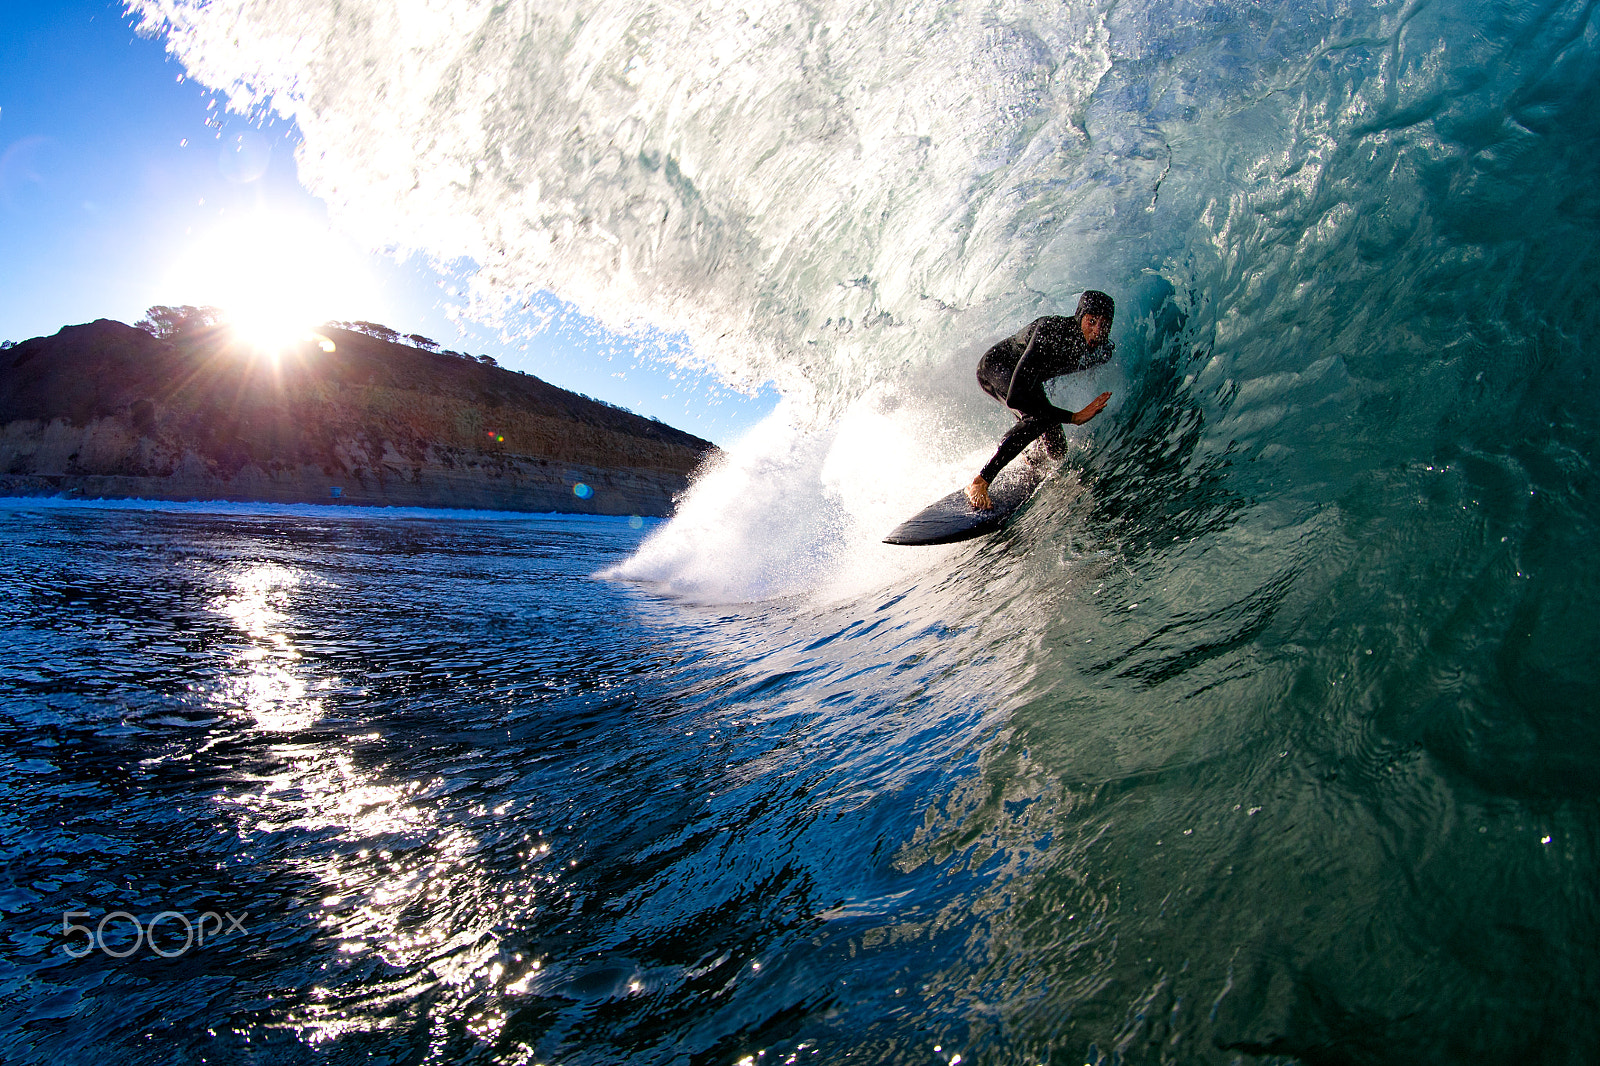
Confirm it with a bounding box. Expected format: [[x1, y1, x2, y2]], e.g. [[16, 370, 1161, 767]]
[[124, 0, 1600, 1060]]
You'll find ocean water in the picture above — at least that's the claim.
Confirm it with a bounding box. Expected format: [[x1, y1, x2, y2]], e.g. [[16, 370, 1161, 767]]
[[14, 0, 1600, 1060]]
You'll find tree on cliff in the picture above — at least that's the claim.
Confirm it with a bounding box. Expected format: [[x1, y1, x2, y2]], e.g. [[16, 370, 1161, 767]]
[[343, 320, 400, 343], [136, 305, 224, 339]]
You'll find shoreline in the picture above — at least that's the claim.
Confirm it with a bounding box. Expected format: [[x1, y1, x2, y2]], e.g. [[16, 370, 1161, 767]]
[[0, 489, 664, 524]]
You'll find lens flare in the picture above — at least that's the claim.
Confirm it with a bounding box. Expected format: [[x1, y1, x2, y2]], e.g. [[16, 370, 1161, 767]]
[[162, 212, 384, 352]]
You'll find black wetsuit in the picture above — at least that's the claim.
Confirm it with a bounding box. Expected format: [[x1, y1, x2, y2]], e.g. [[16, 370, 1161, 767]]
[[975, 315, 1113, 483]]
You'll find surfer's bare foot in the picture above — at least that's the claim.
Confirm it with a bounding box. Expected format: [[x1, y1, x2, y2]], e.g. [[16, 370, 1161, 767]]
[[966, 476, 993, 511]]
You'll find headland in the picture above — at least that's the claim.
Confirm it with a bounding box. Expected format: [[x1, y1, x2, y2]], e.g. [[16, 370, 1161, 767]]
[[0, 319, 716, 516]]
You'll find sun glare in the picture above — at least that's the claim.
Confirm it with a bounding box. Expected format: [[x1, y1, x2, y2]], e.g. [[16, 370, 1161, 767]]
[[164, 213, 385, 351]]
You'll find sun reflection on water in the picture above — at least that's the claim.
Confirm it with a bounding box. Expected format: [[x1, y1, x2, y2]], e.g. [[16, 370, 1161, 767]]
[[210, 563, 534, 1051], [211, 562, 321, 733], [233, 748, 521, 1047]]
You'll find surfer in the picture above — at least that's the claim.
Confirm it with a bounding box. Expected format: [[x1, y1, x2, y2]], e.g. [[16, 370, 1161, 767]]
[[964, 291, 1116, 510]]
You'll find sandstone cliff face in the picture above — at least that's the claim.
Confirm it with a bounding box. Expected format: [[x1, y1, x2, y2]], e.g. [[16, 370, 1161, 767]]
[[0, 320, 717, 515]]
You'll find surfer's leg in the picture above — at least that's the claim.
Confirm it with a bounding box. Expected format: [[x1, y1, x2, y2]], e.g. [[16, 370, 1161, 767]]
[[1041, 423, 1067, 460], [975, 340, 1022, 406], [1022, 424, 1067, 471], [976, 365, 1009, 405], [978, 413, 1053, 483]]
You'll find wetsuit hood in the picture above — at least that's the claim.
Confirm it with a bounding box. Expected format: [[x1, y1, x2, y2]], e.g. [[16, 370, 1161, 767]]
[[1076, 290, 1115, 323]]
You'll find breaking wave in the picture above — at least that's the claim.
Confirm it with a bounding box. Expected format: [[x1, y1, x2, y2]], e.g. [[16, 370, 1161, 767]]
[[118, 0, 1600, 1059]]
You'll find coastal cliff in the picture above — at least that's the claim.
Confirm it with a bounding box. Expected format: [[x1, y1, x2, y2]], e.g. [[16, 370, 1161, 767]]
[[0, 319, 716, 515]]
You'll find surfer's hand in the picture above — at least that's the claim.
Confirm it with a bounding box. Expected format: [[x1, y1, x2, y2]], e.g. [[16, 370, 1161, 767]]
[[1072, 392, 1112, 425], [966, 476, 993, 511]]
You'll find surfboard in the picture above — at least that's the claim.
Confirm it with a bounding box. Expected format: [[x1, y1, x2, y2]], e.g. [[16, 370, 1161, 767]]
[[883, 466, 1045, 545]]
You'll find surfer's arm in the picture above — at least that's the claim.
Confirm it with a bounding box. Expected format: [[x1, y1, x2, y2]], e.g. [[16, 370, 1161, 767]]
[[1074, 391, 1112, 425], [1008, 331, 1115, 409], [1001, 323, 1044, 408]]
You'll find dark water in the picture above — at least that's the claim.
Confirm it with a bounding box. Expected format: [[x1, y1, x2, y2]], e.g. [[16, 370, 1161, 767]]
[[0, 502, 1020, 1064], [2, 495, 1597, 1065]]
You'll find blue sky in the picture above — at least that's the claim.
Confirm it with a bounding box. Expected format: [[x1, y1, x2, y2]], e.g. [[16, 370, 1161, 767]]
[[0, 0, 777, 444]]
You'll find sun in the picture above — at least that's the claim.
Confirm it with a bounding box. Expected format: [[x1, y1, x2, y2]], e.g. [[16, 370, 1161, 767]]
[[163, 212, 385, 351]]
